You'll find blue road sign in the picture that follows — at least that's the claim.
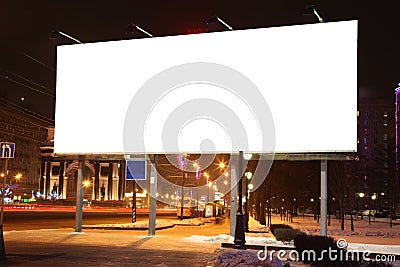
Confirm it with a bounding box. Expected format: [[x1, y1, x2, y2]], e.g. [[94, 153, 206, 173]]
[[0, 142, 15, 158], [126, 160, 146, 180]]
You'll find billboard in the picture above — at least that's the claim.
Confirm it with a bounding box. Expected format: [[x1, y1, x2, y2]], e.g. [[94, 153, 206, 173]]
[[54, 20, 357, 155]]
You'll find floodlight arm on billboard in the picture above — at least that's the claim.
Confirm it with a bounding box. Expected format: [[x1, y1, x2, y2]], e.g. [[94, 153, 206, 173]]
[[304, 5, 325, 23], [207, 16, 234, 31], [51, 30, 83, 44], [134, 25, 153, 38], [127, 23, 154, 38]]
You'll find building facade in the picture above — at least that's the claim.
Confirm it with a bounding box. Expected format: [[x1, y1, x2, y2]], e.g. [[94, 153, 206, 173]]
[[0, 104, 49, 195], [357, 97, 395, 208], [40, 127, 127, 201]]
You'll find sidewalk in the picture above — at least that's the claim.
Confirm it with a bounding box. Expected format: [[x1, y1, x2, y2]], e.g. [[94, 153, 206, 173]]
[[3, 215, 400, 266], [3, 228, 220, 266]]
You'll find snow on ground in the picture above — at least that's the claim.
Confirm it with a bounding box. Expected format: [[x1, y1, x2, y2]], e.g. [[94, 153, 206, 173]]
[[348, 243, 400, 256], [82, 217, 210, 229], [82, 219, 175, 229]]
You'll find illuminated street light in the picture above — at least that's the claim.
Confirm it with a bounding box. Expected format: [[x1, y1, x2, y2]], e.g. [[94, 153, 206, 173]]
[[248, 184, 254, 190], [358, 192, 365, 198], [218, 162, 226, 170], [243, 153, 252, 160], [371, 194, 377, 200], [224, 180, 228, 185], [83, 180, 91, 188], [245, 171, 253, 180], [0, 173, 4, 178]]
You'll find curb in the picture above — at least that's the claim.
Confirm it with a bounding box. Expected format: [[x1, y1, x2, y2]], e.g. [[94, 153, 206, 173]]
[[82, 224, 175, 230]]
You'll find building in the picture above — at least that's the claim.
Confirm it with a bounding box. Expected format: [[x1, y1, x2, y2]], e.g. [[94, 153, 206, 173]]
[[0, 102, 49, 196], [357, 97, 395, 208], [39, 127, 127, 201]]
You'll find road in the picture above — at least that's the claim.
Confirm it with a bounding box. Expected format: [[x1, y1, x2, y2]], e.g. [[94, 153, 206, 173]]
[[2, 209, 177, 231]]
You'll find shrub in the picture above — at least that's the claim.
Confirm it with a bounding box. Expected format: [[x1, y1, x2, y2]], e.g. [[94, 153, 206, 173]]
[[294, 234, 338, 264], [269, 224, 293, 236], [274, 228, 303, 243]]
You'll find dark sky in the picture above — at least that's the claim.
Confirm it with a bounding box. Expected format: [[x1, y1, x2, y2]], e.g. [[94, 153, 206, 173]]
[[0, 0, 399, 122]]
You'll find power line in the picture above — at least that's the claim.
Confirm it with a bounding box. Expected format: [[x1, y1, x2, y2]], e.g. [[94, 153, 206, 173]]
[[1, 74, 54, 98], [4, 69, 54, 95], [20, 52, 55, 72], [0, 98, 54, 125]]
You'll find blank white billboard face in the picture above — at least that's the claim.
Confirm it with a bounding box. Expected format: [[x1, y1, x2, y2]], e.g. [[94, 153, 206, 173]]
[[54, 20, 357, 155]]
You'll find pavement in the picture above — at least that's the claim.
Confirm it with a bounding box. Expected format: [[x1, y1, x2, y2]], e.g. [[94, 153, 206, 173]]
[[1, 215, 267, 267], [2, 215, 400, 266], [3, 225, 224, 267]]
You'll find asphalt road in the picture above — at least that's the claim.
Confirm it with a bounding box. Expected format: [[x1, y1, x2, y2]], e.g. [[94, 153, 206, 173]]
[[2, 211, 177, 231]]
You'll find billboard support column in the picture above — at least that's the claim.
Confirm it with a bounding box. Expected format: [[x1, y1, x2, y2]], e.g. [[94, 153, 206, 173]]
[[75, 156, 85, 232], [320, 160, 328, 236], [148, 155, 157, 236]]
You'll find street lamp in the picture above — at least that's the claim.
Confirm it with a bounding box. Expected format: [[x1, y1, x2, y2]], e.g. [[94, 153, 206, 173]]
[[14, 173, 22, 182], [233, 151, 246, 249], [244, 171, 252, 232], [243, 154, 252, 160], [208, 180, 213, 202]]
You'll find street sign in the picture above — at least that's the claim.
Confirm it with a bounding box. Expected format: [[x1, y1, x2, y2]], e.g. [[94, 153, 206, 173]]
[[125, 160, 146, 180], [0, 142, 15, 158]]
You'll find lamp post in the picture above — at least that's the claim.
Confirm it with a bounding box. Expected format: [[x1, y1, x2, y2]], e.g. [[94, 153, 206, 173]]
[[394, 83, 400, 227], [0, 159, 8, 226], [0, 159, 7, 261], [244, 171, 253, 232], [233, 151, 246, 249]]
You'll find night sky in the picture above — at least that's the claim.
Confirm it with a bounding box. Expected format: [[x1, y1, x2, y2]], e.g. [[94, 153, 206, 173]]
[[0, 0, 399, 121]]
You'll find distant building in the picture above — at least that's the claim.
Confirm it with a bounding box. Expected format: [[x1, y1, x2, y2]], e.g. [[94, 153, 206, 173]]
[[0, 104, 49, 195], [39, 126, 127, 201], [357, 97, 395, 207]]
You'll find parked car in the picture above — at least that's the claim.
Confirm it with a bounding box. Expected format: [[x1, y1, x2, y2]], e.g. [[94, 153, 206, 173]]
[[361, 210, 377, 216], [375, 210, 390, 218]]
